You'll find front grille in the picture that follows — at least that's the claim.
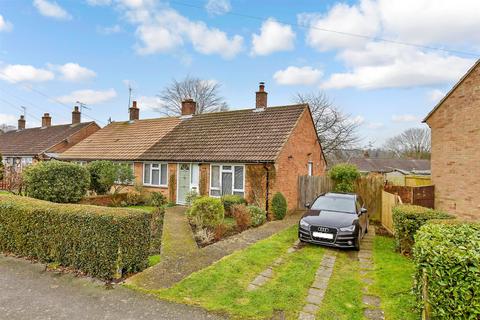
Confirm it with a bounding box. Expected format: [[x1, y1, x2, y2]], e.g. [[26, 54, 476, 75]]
[[309, 225, 337, 243]]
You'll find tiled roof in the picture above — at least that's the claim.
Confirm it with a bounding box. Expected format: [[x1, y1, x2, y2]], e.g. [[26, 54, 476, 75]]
[[348, 157, 430, 173], [140, 104, 308, 162], [59, 117, 181, 161], [0, 122, 96, 157]]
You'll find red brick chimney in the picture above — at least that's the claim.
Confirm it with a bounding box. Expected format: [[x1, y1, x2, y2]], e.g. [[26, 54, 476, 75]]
[[129, 100, 139, 121], [256, 82, 267, 108], [72, 106, 81, 124], [18, 115, 26, 130], [181, 99, 196, 116], [42, 113, 51, 127]]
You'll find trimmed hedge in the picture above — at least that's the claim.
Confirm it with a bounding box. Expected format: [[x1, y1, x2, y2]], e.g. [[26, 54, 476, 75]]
[[413, 221, 480, 319], [247, 205, 266, 227], [0, 194, 152, 279], [392, 204, 453, 254], [23, 160, 90, 203], [271, 192, 287, 220]]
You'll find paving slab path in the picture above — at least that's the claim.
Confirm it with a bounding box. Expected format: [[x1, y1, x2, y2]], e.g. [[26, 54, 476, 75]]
[[0, 254, 225, 320], [127, 207, 303, 290], [359, 227, 385, 320]]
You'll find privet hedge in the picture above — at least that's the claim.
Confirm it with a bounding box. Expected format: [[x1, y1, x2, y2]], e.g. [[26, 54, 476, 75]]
[[392, 204, 453, 254], [0, 194, 152, 279], [413, 221, 480, 319]]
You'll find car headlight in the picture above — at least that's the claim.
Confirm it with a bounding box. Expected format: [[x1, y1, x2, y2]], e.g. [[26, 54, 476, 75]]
[[339, 225, 356, 232], [299, 219, 310, 228]]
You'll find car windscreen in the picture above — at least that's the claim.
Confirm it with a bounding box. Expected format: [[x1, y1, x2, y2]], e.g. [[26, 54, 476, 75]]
[[311, 196, 355, 213]]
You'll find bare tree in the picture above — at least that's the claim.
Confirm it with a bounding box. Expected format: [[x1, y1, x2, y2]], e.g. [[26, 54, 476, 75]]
[[157, 76, 228, 115], [294, 92, 361, 157], [0, 124, 15, 133], [383, 127, 431, 159]]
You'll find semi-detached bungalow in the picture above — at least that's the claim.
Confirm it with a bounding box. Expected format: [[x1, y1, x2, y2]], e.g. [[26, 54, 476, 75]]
[[60, 84, 327, 211]]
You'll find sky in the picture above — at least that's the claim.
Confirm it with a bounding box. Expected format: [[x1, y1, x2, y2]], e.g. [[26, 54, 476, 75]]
[[0, 0, 478, 146]]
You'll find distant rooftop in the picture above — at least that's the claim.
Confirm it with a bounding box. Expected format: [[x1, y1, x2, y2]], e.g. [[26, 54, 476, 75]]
[[348, 157, 430, 173]]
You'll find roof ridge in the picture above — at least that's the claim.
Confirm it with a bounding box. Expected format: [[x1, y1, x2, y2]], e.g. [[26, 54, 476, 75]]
[[4, 121, 95, 132]]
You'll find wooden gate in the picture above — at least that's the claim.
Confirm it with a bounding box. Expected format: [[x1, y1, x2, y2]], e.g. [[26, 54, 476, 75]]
[[297, 176, 334, 209]]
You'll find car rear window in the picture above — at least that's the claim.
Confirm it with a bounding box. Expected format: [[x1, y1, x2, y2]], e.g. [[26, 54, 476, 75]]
[[311, 196, 355, 213]]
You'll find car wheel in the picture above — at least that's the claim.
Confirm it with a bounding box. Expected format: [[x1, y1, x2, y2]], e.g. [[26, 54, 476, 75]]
[[354, 230, 361, 251]]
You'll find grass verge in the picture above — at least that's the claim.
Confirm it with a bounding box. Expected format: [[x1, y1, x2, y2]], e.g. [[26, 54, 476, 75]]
[[316, 251, 364, 320], [148, 255, 161, 267], [153, 226, 324, 319], [370, 236, 418, 320]]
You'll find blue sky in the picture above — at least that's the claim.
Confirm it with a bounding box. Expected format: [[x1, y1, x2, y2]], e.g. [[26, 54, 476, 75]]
[[0, 0, 478, 146]]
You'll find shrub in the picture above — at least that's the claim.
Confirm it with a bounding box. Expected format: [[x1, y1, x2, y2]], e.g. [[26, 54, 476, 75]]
[[271, 192, 287, 220], [195, 228, 215, 246], [222, 195, 247, 216], [149, 192, 167, 207], [188, 197, 224, 228], [213, 223, 228, 241], [248, 205, 267, 227], [23, 160, 90, 203], [232, 204, 251, 231], [392, 204, 453, 254], [329, 163, 360, 193], [413, 221, 480, 319], [185, 190, 199, 206], [0, 194, 152, 279], [87, 160, 116, 195], [126, 191, 144, 206]]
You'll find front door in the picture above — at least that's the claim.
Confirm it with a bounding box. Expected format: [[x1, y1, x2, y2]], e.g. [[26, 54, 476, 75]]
[[177, 164, 191, 205]]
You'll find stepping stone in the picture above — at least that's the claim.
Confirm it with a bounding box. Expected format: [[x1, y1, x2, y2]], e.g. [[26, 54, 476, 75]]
[[251, 275, 269, 286], [308, 287, 324, 297], [298, 311, 315, 320], [287, 247, 296, 253], [246, 283, 258, 291], [302, 303, 319, 314], [260, 268, 274, 278], [311, 279, 328, 290], [362, 278, 374, 285], [363, 295, 382, 308], [364, 308, 385, 320], [306, 293, 324, 305], [273, 257, 283, 266]]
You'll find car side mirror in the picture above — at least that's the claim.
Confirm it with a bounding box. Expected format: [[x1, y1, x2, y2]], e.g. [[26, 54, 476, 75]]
[[305, 202, 311, 209], [361, 208, 367, 214]]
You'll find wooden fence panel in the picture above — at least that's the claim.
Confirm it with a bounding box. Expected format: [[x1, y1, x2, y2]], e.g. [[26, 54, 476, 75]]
[[413, 185, 435, 209], [382, 190, 401, 234], [297, 176, 334, 209]]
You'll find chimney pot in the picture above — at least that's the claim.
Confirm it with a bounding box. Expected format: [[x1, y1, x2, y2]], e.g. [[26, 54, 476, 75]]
[[72, 106, 81, 124], [18, 115, 26, 130], [129, 100, 139, 121], [256, 82, 268, 108], [42, 113, 52, 127], [181, 99, 197, 116]]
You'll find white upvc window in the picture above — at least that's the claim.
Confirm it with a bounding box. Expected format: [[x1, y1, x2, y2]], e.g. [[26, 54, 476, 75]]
[[21, 157, 33, 167], [210, 164, 245, 197], [308, 161, 313, 176], [143, 162, 168, 187]]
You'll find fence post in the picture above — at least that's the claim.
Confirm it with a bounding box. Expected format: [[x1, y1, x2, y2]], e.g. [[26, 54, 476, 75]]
[[422, 269, 431, 320]]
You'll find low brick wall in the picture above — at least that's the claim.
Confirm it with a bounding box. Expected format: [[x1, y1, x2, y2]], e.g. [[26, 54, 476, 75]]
[[79, 193, 128, 207]]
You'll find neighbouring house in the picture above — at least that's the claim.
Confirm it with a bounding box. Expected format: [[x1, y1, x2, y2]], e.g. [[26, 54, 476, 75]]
[[348, 157, 431, 185], [60, 83, 327, 211], [424, 59, 480, 221], [0, 107, 100, 171]]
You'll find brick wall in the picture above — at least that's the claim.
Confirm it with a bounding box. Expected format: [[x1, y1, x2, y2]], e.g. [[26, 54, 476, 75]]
[[272, 108, 326, 211], [426, 62, 480, 221]]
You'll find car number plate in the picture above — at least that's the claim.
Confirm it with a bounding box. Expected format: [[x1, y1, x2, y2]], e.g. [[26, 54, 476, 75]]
[[312, 232, 333, 239]]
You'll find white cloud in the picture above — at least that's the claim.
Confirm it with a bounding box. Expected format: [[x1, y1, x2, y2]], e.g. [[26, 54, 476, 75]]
[[137, 95, 162, 111], [273, 66, 322, 85], [0, 113, 17, 126], [205, 0, 231, 16], [251, 18, 295, 56], [428, 89, 446, 103], [98, 24, 122, 35], [0, 14, 13, 32], [86, 0, 112, 5], [33, 0, 72, 20], [53, 63, 97, 81], [321, 42, 473, 89], [120, 3, 243, 59], [301, 0, 480, 90], [57, 89, 117, 104], [366, 122, 384, 129], [0, 64, 55, 83], [349, 115, 365, 125], [392, 114, 420, 123]]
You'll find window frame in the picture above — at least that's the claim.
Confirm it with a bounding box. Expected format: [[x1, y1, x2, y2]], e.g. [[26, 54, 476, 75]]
[[143, 162, 168, 187], [209, 164, 245, 197], [308, 161, 313, 176]]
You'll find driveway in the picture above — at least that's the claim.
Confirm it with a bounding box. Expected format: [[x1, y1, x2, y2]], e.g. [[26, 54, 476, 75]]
[[0, 254, 225, 320]]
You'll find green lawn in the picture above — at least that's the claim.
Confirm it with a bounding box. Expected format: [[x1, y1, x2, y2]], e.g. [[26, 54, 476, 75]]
[[370, 236, 418, 320], [316, 251, 364, 320], [148, 254, 161, 267], [154, 226, 324, 319]]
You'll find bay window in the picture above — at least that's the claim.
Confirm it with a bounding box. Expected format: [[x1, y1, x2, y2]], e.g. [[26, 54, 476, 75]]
[[143, 162, 168, 187], [210, 164, 245, 197]]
